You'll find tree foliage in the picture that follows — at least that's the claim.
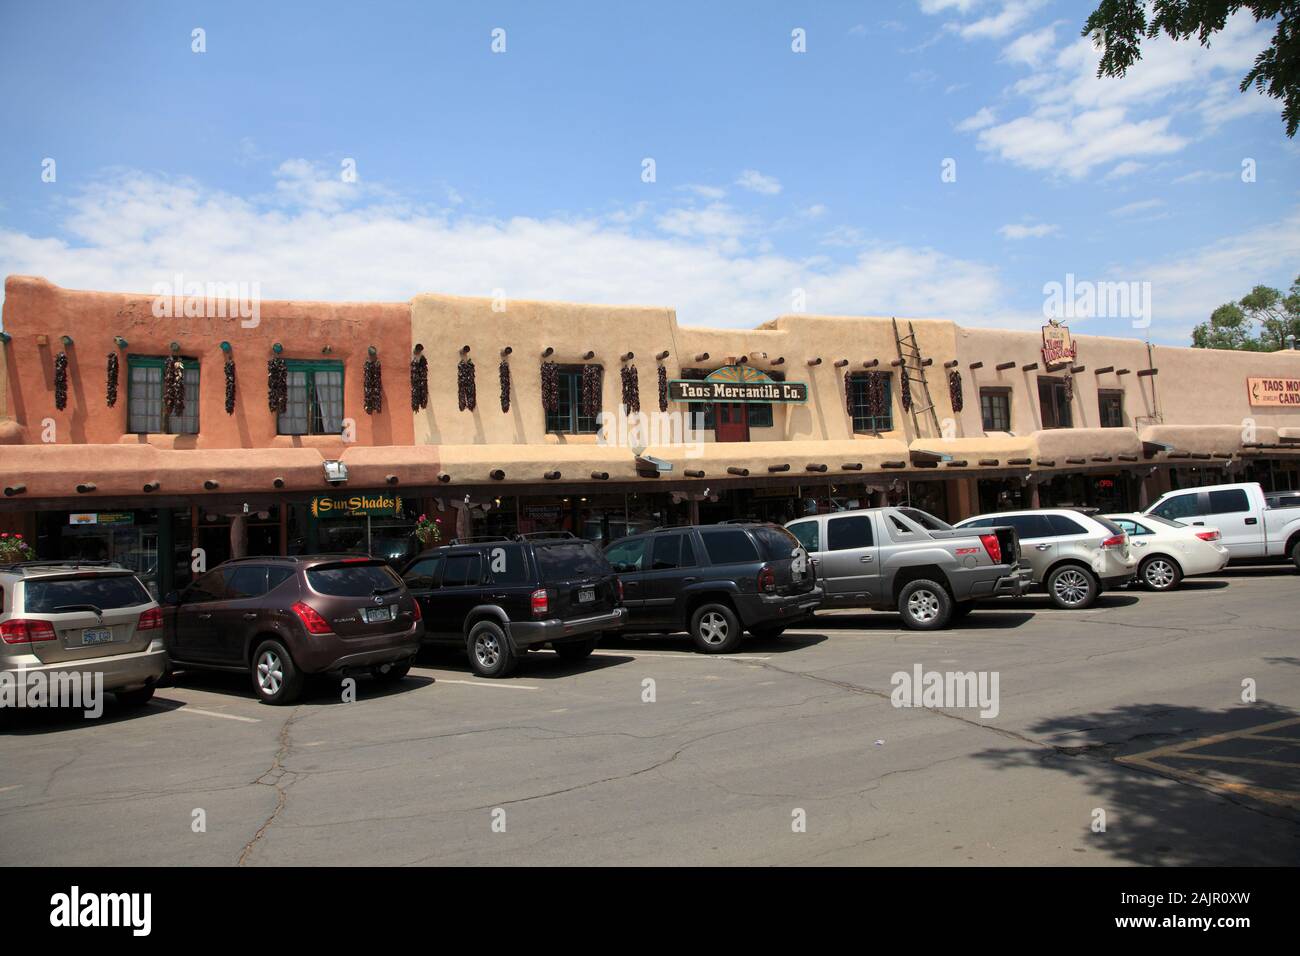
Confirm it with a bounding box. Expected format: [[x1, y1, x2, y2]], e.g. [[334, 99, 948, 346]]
[[1191, 275, 1300, 349], [1083, 1, 1300, 137]]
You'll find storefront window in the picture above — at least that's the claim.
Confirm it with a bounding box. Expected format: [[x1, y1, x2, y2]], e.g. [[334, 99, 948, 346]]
[[545, 366, 600, 434], [847, 372, 892, 433], [128, 356, 200, 434], [1099, 390, 1124, 427], [980, 388, 1011, 432], [278, 360, 344, 435]]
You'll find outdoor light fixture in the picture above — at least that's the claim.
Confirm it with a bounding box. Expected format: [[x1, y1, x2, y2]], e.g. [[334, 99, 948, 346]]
[[323, 460, 349, 485], [636, 455, 673, 473]]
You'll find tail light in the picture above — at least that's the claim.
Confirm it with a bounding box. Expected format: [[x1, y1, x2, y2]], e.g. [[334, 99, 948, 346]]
[[411, 600, 422, 621], [291, 601, 333, 635], [531, 588, 549, 617], [0, 619, 58, 644], [1100, 534, 1127, 549], [1196, 530, 1221, 542], [138, 607, 163, 630], [757, 565, 776, 594], [978, 533, 1002, 564]]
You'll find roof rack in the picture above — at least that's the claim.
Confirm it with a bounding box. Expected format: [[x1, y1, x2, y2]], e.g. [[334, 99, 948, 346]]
[[0, 559, 125, 573], [446, 535, 515, 546], [515, 531, 578, 541]]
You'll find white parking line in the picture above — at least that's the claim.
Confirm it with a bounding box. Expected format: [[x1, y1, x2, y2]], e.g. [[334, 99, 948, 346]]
[[434, 679, 539, 691], [594, 651, 772, 661], [147, 700, 261, 723]]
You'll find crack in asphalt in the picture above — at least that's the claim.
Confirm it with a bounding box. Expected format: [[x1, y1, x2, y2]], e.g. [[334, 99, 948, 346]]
[[237, 708, 304, 866]]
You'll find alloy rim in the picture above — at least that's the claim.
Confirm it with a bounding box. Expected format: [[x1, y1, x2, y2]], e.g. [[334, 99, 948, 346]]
[[907, 588, 941, 623], [475, 633, 500, 668], [1053, 569, 1091, 606], [256, 650, 283, 695], [1145, 559, 1175, 589], [699, 611, 729, 645]]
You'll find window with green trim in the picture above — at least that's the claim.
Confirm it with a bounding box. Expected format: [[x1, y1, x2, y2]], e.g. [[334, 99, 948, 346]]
[[127, 356, 199, 434], [278, 360, 344, 435], [544, 366, 600, 434]]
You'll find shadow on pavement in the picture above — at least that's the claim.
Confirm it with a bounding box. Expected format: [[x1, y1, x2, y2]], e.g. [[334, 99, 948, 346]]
[[972, 701, 1300, 865], [807, 610, 1036, 630]]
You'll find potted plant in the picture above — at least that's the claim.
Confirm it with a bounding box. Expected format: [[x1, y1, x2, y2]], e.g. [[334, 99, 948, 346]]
[[413, 514, 442, 548], [0, 532, 35, 563]]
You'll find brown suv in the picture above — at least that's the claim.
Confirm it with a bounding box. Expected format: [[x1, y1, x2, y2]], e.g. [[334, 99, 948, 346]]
[[162, 555, 424, 704]]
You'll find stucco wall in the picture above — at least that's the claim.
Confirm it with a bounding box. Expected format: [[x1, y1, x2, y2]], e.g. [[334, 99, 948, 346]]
[[1, 276, 414, 450]]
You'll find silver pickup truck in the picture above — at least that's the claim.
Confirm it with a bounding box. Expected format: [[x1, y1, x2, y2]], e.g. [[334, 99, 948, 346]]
[[785, 506, 1028, 629]]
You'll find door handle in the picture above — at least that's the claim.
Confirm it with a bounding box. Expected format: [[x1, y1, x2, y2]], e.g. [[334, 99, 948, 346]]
[[1036, 544, 1051, 551], [1245, 517, 1258, 525], [1193, 521, 1204, 526], [242, 612, 257, 620], [860, 555, 874, 563], [198, 612, 212, 620], [682, 577, 698, 584], [489, 593, 507, 600]]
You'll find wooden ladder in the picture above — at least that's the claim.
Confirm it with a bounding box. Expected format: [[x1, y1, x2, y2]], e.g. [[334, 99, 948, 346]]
[[892, 317, 942, 437]]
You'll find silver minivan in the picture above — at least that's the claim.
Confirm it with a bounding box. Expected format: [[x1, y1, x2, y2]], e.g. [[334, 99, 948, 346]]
[[953, 510, 1136, 609]]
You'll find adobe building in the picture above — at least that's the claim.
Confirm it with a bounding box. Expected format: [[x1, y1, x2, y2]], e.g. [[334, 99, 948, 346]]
[[3, 274, 1300, 597]]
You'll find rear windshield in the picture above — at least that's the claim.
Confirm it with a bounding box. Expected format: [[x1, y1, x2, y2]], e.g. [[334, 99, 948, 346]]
[[750, 525, 802, 560], [23, 574, 151, 613], [533, 541, 610, 583], [898, 508, 951, 531], [1092, 515, 1126, 536], [1141, 514, 1186, 529], [307, 561, 403, 596]]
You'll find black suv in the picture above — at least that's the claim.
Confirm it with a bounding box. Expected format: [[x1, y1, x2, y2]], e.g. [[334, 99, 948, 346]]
[[399, 533, 625, 678], [604, 522, 823, 653]]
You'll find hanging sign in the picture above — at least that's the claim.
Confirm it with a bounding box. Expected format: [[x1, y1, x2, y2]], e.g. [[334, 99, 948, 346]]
[[1041, 320, 1077, 368], [310, 494, 407, 518], [669, 365, 808, 404], [1247, 377, 1300, 407]]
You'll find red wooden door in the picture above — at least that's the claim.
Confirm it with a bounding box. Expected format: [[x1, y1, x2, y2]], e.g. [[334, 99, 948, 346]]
[[714, 403, 749, 442]]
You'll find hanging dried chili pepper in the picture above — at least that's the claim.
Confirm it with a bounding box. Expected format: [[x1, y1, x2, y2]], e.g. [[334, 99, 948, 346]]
[[541, 361, 559, 414], [620, 364, 640, 413], [948, 368, 963, 413], [410, 353, 428, 411], [106, 352, 119, 408], [224, 358, 237, 415], [163, 356, 185, 416], [899, 370, 912, 412], [581, 364, 603, 419], [267, 357, 288, 413], [363, 354, 383, 414], [54, 351, 68, 410], [657, 364, 668, 413], [457, 357, 476, 411], [499, 359, 511, 413]]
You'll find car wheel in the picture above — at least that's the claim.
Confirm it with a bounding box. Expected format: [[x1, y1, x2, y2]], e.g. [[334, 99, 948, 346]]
[[690, 603, 744, 653], [950, 600, 975, 620], [1139, 555, 1182, 591], [554, 637, 598, 661], [1291, 539, 1300, 571], [749, 624, 787, 639], [898, 579, 952, 630], [1046, 565, 1098, 609], [467, 620, 517, 678], [115, 685, 155, 708], [371, 660, 412, 683], [251, 638, 304, 705]]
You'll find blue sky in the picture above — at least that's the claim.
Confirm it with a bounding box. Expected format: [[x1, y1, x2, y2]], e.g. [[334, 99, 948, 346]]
[[1, 0, 1297, 344]]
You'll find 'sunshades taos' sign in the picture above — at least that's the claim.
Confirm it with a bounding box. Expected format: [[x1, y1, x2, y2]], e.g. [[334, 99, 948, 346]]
[[1247, 377, 1300, 407]]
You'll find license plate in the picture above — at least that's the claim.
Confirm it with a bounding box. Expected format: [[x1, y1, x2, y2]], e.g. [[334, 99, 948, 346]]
[[362, 606, 394, 624], [82, 627, 113, 646], [578, 588, 596, 604]]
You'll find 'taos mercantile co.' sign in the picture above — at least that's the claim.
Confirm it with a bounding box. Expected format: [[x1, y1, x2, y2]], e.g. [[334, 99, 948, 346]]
[[669, 364, 808, 404]]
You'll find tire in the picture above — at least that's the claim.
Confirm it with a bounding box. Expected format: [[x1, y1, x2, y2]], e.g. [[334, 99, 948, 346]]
[[115, 685, 155, 708], [897, 579, 952, 630], [371, 660, 412, 683], [554, 637, 598, 661], [690, 602, 744, 653], [251, 638, 304, 705], [950, 600, 975, 621], [466, 620, 517, 678], [1139, 555, 1182, 592], [749, 624, 787, 639], [1290, 539, 1300, 571], [1046, 565, 1098, 609]]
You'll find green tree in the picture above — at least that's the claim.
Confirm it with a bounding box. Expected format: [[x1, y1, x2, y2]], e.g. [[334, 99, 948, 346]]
[[1083, 1, 1300, 137], [1191, 276, 1300, 349]]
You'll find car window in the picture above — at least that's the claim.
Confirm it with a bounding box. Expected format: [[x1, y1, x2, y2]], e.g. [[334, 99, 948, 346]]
[[898, 508, 950, 531], [534, 541, 610, 582], [441, 553, 482, 588], [307, 561, 404, 596], [185, 569, 227, 603], [1092, 515, 1126, 536], [1141, 514, 1185, 530], [1003, 515, 1052, 539], [223, 565, 269, 599], [485, 544, 529, 584], [23, 574, 152, 614], [787, 521, 820, 552], [606, 538, 648, 572], [828, 515, 873, 550], [956, 517, 994, 529], [267, 566, 295, 592], [1209, 489, 1250, 515], [699, 529, 760, 565], [402, 556, 443, 590], [751, 525, 802, 560], [887, 515, 915, 535], [1151, 493, 1201, 521], [652, 534, 684, 570], [1047, 514, 1088, 536]]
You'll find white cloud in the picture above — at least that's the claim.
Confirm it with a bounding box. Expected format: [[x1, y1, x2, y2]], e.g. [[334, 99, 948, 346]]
[[954, 1, 1044, 41], [0, 165, 1019, 330], [956, 106, 997, 131], [1002, 24, 1055, 67], [1110, 198, 1166, 218], [919, 0, 979, 13], [1104, 160, 1146, 179], [998, 221, 1059, 239], [735, 169, 782, 195]]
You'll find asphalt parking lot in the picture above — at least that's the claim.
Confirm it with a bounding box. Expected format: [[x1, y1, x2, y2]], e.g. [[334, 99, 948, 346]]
[[3, 567, 1299, 866]]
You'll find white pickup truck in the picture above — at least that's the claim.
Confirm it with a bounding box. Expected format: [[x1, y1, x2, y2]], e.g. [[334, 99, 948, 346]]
[[1142, 481, 1300, 566]]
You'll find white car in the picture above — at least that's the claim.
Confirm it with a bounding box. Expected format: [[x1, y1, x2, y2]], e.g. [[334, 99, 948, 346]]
[[1105, 513, 1230, 591]]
